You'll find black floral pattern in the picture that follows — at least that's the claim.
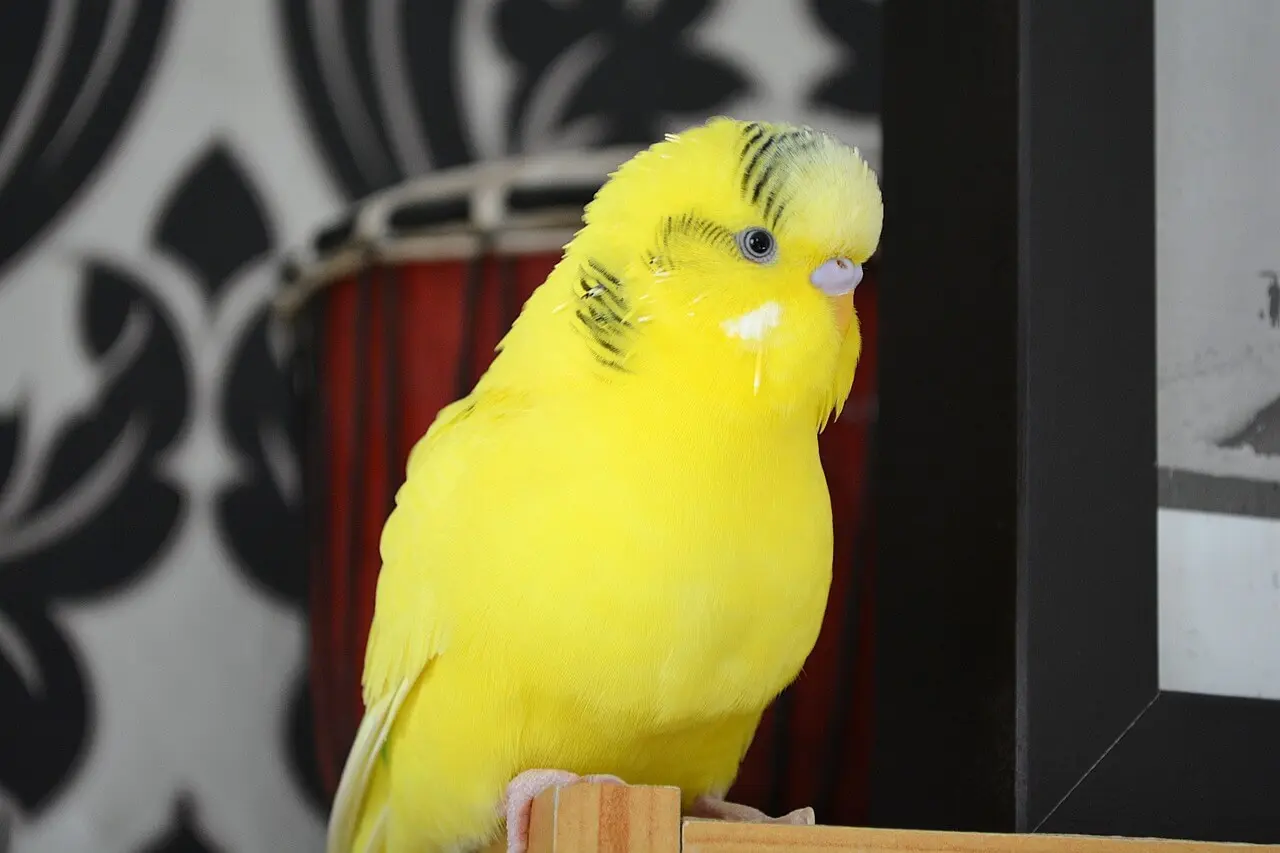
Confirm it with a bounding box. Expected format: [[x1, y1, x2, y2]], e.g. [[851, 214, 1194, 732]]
[[218, 311, 302, 604], [154, 145, 273, 304], [288, 673, 329, 812], [219, 307, 327, 814], [279, 0, 474, 200], [808, 0, 882, 117], [0, 260, 189, 814], [135, 794, 222, 853], [0, 414, 17, 508], [187, 146, 327, 815], [496, 0, 748, 150], [0, 2, 173, 279]]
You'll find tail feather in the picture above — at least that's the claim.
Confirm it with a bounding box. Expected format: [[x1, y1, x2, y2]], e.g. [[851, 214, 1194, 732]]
[[360, 805, 390, 853], [326, 679, 413, 853]]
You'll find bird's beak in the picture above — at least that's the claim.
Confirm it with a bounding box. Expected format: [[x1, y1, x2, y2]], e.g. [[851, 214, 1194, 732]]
[[811, 257, 862, 337]]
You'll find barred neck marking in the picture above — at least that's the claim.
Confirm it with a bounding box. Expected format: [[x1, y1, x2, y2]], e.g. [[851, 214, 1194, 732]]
[[573, 257, 633, 371]]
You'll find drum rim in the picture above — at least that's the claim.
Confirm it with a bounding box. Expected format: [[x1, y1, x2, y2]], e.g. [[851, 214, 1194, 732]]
[[274, 145, 642, 319]]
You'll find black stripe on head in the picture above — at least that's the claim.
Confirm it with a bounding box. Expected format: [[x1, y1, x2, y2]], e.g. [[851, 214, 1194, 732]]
[[739, 122, 767, 160], [739, 127, 828, 229], [763, 188, 787, 228], [741, 132, 783, 196], [749, 131, 816, 202]]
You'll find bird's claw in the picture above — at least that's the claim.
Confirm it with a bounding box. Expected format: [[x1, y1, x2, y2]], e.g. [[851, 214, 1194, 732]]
[[502, 773, 813, 853], [688, 794, 815, 826], [503, 770, 627, 853]]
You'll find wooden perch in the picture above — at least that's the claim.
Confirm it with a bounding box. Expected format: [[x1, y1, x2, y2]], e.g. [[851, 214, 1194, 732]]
[[520, 783, 1280, 853]]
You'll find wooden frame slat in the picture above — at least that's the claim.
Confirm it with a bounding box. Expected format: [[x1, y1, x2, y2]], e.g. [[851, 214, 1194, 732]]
[[522, 785, 1280, 853]]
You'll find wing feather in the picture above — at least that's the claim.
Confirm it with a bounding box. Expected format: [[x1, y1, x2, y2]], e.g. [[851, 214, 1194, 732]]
[[325, 677, 412, 853], [325, 396, 475, 852]]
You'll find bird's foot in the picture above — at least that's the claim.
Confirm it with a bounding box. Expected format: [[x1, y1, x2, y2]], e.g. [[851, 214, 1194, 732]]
[[503, 769, 627, 853], [687, 794, 815, 826]]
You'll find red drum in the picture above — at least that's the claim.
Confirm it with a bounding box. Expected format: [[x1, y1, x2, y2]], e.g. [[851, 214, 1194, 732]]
[[277, 150, 879, 824]]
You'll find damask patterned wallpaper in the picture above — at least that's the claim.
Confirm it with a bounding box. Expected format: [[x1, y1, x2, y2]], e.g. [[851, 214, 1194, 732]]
[[0, 2, 880, 851]]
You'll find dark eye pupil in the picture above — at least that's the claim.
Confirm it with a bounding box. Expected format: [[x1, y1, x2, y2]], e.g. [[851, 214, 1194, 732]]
[[747, 230, 772, 256]]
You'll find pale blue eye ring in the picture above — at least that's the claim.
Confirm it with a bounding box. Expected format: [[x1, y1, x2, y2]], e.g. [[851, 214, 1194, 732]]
[[736, 227, 777, 264]]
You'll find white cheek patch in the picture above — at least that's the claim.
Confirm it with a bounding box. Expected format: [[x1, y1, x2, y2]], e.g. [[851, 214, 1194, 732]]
[[721, 301, 783, 343]]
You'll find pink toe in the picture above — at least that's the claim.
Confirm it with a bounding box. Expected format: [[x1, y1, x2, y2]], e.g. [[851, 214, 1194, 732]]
[[504, 770, 584, 853], [582, 774, 627, 786]]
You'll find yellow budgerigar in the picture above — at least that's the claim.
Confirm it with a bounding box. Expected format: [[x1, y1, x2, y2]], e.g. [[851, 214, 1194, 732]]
[[327, 116, 883, 853]]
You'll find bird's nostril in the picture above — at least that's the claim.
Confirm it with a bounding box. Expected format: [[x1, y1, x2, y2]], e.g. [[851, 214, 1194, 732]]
[[835, 258, 849, 269]]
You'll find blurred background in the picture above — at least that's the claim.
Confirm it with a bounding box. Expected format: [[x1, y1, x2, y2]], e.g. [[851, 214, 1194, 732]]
[[0, 2, 881, 851]]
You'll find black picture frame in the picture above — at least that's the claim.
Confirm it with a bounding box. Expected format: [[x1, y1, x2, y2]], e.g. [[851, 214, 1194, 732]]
[[869, 0, 1280, 844]]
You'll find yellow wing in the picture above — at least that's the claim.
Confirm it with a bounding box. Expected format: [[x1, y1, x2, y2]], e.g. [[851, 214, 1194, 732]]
[[325, 397, 471, 853]]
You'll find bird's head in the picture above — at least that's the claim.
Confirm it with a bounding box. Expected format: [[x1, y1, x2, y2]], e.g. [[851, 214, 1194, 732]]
[[503, 117, 882, 430]]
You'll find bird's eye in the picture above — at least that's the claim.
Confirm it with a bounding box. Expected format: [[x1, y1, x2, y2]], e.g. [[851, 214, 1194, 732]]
[[736, 227, 777, 264]]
